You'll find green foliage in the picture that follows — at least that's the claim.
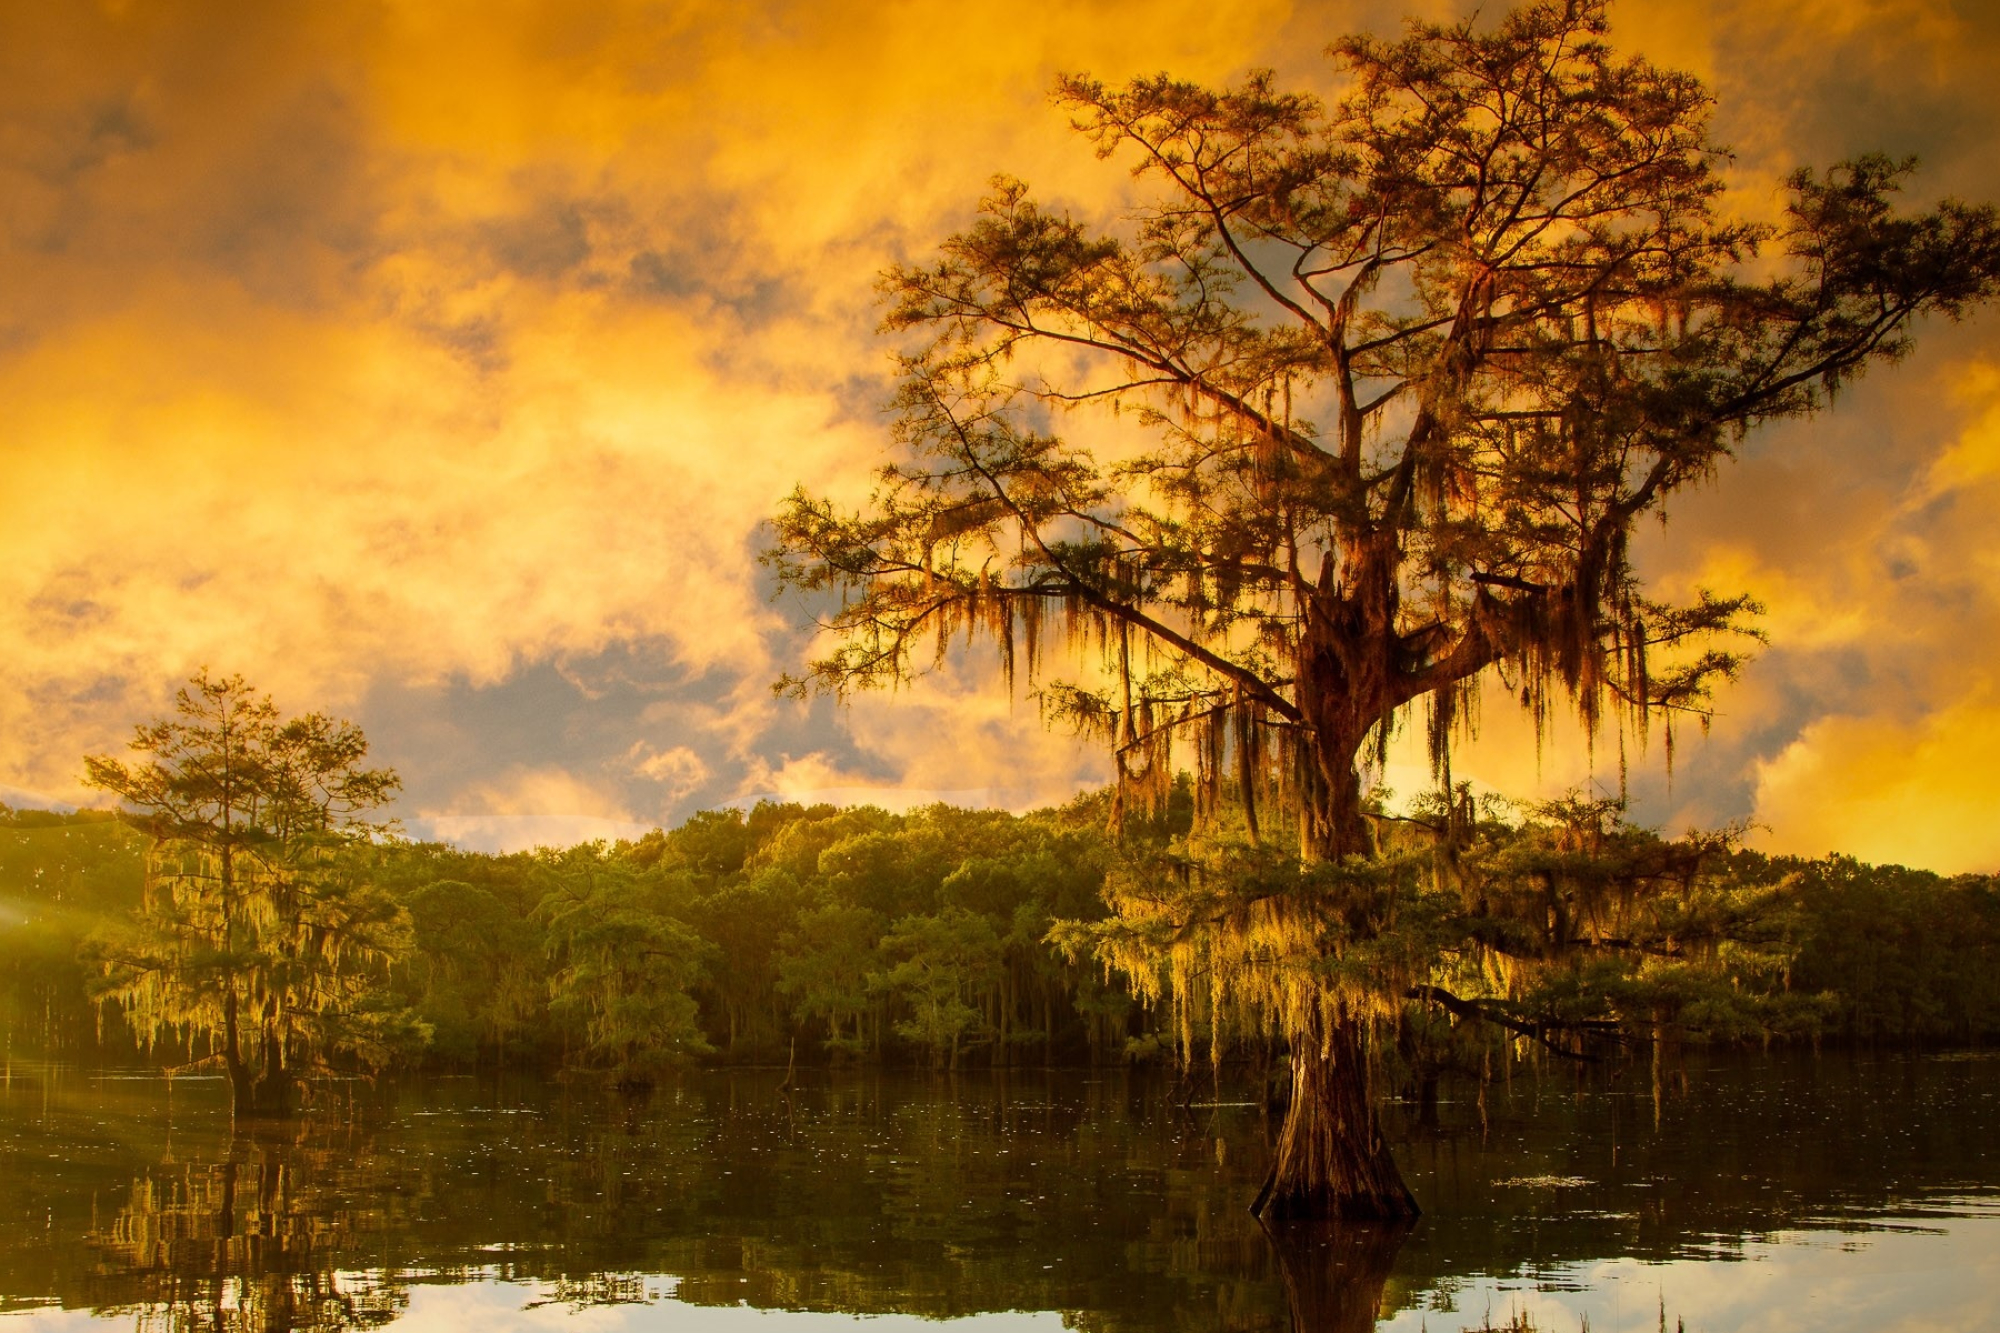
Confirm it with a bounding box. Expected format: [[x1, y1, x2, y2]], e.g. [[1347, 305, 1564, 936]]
[[777, 902, 884, 1055], [1057, 787, 1977, 1089], [872, 907, 1004, 1068], [687, 868, 804, 1057], [534, 844, 713, 1082], [20, 782, 1997, 1079], [1430, 795, 1829, 1044], [399, 876, 547, 1063], [81, 672, 424, 1115], [0, 808, 145, 1059], [1780, 856, 2000, 1041]]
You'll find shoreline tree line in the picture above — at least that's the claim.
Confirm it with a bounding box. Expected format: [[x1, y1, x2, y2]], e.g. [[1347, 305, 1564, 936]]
[[3, 674, 1995, 1122]]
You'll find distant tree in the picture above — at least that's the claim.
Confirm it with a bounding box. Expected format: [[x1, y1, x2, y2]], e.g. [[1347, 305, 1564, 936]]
[[771, 0, 2000, 1217], [1783, 856, 2000, 1041], [401, 877, 548, 1064], [872, 907, 1004, 1069], [688, 868, 803, 1056], [83, 671, 420, 1119], [534, 845, 712, 1085], [777, 901, 886, 1055], [0, 808, 144, 1060], [658, 808, 760, 879]]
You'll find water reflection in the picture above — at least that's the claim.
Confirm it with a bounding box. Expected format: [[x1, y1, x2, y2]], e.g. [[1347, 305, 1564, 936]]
[[1263, 1222, 1410, 1333], [0, 1052, 1994, 1332], [88, 1130, 409, 1332]]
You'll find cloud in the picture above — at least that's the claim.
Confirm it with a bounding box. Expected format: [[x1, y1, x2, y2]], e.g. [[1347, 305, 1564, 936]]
[[404, 812, 655, 855], [4, 0, 2000, 868], [1928, 361, 2000, 493], [628, 742, 710, 805], [723, 650, 1110, 814], [406, 763, 650, 854], [1749, 688, 2000, 874], [432, 763, 635, 820]]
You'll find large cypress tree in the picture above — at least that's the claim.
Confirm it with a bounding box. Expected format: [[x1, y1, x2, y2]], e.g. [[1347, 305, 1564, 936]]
[[770, 0, 2000, 1217]]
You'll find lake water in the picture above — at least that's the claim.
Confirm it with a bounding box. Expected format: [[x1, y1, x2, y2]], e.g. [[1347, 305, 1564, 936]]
[[0, 1050, 1994, 1332]]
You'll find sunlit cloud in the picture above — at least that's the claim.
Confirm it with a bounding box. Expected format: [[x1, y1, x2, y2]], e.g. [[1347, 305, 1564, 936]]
[[730, 664, 1110, 814], [408, 764, 649, 854], [5, 0, 2000, 868], [628, 742, 711, 807], [1751, 688, 2000, 874]]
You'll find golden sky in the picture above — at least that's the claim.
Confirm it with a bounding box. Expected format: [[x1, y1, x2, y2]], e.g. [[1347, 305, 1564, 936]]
[[4, 0, 1999, 871]]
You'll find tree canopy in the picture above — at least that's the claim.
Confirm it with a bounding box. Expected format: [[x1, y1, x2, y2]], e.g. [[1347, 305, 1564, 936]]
[[82, 671, 419, 1117], [771, 0, 2000, 858]]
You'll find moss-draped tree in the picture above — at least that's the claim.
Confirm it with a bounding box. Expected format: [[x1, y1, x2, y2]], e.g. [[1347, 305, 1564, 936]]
[[83, 672, 417, 1119], [534, 845, 714, 1084], [771, 0, 2000, 1218]]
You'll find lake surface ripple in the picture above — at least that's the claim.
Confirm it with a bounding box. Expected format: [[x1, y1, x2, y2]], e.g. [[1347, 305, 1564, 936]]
[[1, 1050, 1993, 1332]]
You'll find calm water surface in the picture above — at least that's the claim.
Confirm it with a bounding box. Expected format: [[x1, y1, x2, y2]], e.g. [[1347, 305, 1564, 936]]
[[0, 1051, 1994, 1332]]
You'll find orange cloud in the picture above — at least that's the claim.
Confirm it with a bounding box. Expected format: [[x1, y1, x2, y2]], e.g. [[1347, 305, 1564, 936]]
[[5, 0, 2000, 870], [1751, 689, 2000, 874], [411, 764, 649, 853]]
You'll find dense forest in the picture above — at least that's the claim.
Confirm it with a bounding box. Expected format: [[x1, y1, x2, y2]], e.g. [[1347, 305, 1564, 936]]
[[4, 789, 1996, 1097]]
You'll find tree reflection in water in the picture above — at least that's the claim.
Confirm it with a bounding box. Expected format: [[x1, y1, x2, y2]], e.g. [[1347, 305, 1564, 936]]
[[1, 1053, 1992, 1333], [92, 1131, 408, 1333], [65, 1073, 1307, 1333], [85, 1137, 1420, 1333], [1263, 1222, 1411, 1333]]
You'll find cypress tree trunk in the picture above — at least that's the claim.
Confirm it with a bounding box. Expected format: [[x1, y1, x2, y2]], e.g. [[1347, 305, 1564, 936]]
[[224, 1001, 293, 1120], [234, 1027, 294, 1119], [1295, 539, 1401, 862], [1253, 1004, 1418, 1221], [1261, 571, 1426, 1221], [220, 987, 271, 1121], [246, 1056, 293, 1118]]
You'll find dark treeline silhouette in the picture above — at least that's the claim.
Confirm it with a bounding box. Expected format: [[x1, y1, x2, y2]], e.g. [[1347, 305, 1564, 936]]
[[5, 790, 1998, 1098]]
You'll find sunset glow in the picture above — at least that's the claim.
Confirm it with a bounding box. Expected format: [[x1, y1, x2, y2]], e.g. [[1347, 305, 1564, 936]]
[[6, 0, 2000, 870]]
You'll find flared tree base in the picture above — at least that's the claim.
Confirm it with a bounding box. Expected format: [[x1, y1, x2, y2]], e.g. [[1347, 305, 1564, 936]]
[[228, 1066, 296, 1121], [1251, 1008, 1420, 1223]]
